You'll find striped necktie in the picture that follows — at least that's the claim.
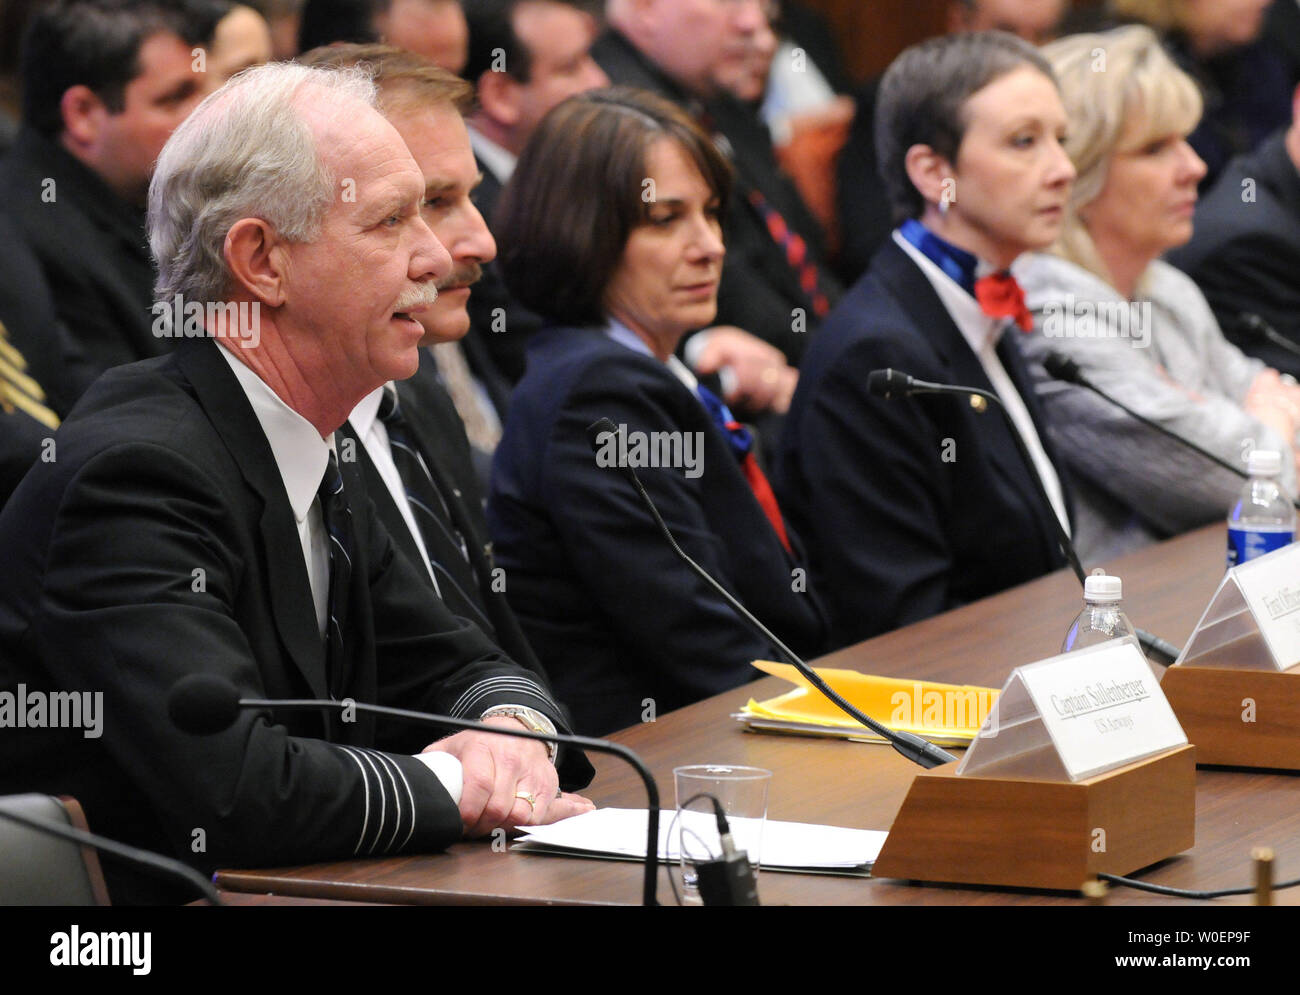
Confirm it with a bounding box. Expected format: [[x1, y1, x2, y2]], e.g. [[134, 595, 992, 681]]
[[316, 450, 354, 695], [377, 386, 493, 633], [431, 341, 501, 453]]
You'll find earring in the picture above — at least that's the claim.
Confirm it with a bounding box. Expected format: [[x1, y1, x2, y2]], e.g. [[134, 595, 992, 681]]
[[938, 177, 954, 216]]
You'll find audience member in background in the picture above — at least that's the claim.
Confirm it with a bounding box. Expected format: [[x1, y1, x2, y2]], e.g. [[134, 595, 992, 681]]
[[836, 0, 1069, 285], [778, 32, 1076, 647], [490, 88, 827, 734], [743, 3, 853, 256], [1112, 0, 1289, 190], [597, 0, 830, 416], [0, 0, 47, 153], [377, 0, 469, 73], [298, 0, 381, 50], [460, 0, 608, 410], [0, 0, 219, 394], [298, 0, 467, 72], [1168, 85, 1300, 377], [1263, 0, 1300, 90], [207, 2, 275, 84], [953, 0, 1067, 43], [0, 216, 65, 506], [257, 0, 306, 59], [1016, 27, 1300, 563], [298, 47, 590, 778]]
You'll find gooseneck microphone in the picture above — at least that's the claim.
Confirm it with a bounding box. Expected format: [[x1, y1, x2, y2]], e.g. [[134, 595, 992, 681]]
[[868, 368, 1181, 665], [585, 417, 958, 770], [1233, 312, 1300, 362], [1042, 352, 1246, 478], [1042, 350, 1300, 511], [167, 674, 663, 906], [867, 368, 1085, 583]]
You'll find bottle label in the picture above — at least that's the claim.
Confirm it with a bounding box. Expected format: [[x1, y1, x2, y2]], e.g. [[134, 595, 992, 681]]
[[1227, 527, 1294, 568]]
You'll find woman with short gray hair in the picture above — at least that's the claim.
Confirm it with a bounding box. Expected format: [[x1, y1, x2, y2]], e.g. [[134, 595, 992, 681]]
[[776, 31, 1078, 645]]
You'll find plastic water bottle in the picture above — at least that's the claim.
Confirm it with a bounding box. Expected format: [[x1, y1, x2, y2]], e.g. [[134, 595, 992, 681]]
[[1061, 573, 1139, 653], [1226, 450, 1295, 569]]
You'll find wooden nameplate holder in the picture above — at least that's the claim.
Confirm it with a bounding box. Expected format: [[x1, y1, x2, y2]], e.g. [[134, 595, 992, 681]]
[[1161, 665, 1300, 769], [1159, 546, 1300, 771], [874, 640, 1194, 891], [872, 744, 1196, 891]]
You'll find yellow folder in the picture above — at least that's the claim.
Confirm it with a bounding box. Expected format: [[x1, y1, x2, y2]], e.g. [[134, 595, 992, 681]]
[[738, 660, 998, 746]]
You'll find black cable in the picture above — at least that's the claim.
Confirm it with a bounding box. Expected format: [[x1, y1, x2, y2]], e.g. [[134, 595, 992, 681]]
[[0, 805, 222, 906], [665, 792, 727, 906], [1099, 871, 1300, 899], [588, 418, 957, 769]]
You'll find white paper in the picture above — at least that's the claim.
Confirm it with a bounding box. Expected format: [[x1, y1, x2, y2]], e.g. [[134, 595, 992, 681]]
[[1020, 639, 1187, 780], [1232, 543, 1300, 671], [513, 807, 886, 870]]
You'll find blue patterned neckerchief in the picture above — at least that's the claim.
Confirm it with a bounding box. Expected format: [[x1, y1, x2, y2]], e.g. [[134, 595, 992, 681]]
[[898, 218, 979, 295]]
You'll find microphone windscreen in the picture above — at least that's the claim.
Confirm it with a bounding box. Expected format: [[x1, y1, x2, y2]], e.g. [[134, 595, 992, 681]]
[[586, 417, 619, 455], [1042, 351, 1083, 384], [867, 368, 908, 398], [168, 674, 242, 735]]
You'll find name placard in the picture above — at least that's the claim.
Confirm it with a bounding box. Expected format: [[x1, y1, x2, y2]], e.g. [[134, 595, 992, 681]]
[[1232, 543, 1300, 671], [1019, 639, 1187, 781]]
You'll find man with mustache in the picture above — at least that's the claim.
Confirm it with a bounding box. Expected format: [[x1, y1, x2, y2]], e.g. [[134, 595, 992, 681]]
[[302, 44, 583, 761], [0, 61, 592, 902]]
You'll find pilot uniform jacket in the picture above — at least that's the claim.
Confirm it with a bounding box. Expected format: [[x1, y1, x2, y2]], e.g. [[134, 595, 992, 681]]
[[342, 352, 592, 789], [488, 325, 829, 735], [775, 239, 1070, 647], [0, 338, 570, 902]]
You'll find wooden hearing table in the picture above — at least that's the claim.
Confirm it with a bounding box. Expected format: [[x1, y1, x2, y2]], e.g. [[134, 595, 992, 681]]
[[216, 524, 1300, 905]]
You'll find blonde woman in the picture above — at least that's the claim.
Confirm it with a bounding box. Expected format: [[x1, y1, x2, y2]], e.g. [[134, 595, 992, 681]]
[[1016, 26, 1300, 561]]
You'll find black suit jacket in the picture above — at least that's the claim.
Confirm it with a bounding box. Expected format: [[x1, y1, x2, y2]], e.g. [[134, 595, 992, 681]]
[[465, 155, 538, 395], [0, 128, 163, 390], [0, 212, 92, 418], [0, 213, 78, 507], [591, 29, 840, 365], [1265, 0, 1300, 88], [1167, 131, 1300, 377], [775, 240, 1070, 647], [342, 353, 592, 788], [833, 76, 893, 286], [0, 338, 569, 902], [488, 325, 828, 735]]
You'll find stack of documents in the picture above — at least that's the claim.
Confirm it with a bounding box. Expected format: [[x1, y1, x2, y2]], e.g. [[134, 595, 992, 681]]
[[514, 808, 887, 875], [736, 660, 997, 746]]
